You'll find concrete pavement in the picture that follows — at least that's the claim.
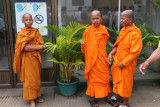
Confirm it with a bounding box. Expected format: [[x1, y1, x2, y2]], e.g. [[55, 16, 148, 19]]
[[1, 62, 160, 107], [0, 81, 160, 107]]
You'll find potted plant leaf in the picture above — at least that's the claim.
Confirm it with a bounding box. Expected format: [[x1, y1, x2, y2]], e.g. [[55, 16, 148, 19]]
[[44, 22, 87, 96]]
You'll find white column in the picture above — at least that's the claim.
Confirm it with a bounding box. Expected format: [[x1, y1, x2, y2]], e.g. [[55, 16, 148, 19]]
[[58, 0, 62, 27], [118, 0, 121, 32]]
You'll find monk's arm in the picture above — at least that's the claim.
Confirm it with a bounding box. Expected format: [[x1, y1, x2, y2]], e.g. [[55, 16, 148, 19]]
[[107, 46, 117, 64], [122, 34, 142, 66], [24, 44, 44, 52], [139, 47, 160, 74], [110, 46, 117, 55]]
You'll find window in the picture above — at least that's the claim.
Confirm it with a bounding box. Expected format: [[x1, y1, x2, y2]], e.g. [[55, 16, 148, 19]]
[[72, 0, 84, 6], [58, 0, 118, 28]]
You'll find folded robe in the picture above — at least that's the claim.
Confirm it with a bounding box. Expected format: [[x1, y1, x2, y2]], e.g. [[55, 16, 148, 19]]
[[111, 23, 143, 98], [81, 24, 111, 98], [13, 27, 44, 100]]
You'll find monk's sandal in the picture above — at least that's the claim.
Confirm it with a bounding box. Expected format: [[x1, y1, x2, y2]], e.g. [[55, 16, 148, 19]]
[[111, 96, 124, 103], [106, 99, 119, 107], [89, 100, 99, 107], [35, 98, 44, 103]]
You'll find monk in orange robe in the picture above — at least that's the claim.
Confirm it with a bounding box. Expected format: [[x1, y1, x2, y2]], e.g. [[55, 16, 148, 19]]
[[81, 10, 118, 107], [108, 10, 143, 107], [13, 13, 44, 107]]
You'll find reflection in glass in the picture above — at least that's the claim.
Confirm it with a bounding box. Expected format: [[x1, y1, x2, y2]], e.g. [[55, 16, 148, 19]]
[[0, 0, 9, 69], [58, 0, 119, 29], [145, 0, 160, 33], [121, 0, 160, 33]]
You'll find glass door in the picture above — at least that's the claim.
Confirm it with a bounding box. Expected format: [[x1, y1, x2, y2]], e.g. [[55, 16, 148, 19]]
[[0, 0, 14, 87]]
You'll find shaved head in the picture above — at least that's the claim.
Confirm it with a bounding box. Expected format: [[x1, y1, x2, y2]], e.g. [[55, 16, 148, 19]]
[[122, 9, 134, 19], [90, 10, 102, 27], [22, 13, 32, 20], [22, 13, 33, 27], [91, 10, 101, 17], [121, 9, 134, 26]]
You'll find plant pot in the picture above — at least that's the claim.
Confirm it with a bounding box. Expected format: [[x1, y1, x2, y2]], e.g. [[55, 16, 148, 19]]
[[57, 78, 79, 96]]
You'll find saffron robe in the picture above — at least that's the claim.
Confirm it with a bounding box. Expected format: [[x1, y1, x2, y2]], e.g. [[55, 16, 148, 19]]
[[111, 24, 142, 98], [81, 24, 111, 98], [13, 27, 44, 100]]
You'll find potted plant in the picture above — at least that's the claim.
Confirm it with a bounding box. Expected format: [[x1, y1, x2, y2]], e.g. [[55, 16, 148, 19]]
[[44, 22, 87, 96]]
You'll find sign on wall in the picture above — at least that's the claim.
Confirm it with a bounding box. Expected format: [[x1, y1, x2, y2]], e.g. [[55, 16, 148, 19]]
[[15, 2, 48, 36], [17, 0, 45, 2]]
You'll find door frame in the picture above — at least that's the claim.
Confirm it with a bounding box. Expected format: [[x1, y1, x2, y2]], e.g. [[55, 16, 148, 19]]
[[0, 0, 15, 88]]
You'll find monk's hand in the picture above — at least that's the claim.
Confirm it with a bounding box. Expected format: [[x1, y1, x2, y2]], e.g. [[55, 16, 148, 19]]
[[107, 53, 112, 65], [118, 62, 125, 68], [139, 62, 149, 75], [40, 45, 45, 50]]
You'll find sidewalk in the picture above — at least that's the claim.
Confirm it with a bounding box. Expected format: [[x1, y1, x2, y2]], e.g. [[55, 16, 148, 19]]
[[0, 81, 160, 107], [1, 63, 160, 107]]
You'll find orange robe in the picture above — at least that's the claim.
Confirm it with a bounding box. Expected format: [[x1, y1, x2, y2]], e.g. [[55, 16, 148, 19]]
[[81, 24, 111, 98], [13, 27, 44, 100], [111, 24, 142, 98]]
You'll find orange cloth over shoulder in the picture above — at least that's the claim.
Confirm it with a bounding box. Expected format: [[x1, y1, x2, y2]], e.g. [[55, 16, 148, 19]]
[[111, 24, 142, 98], [13, 27, 44, 100], [81, 24, 111, 98]]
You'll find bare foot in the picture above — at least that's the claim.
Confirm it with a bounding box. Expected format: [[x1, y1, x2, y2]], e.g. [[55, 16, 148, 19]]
[[30, 100, 36, 107]]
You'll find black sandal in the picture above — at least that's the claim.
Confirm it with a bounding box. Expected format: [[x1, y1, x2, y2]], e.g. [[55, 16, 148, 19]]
[[106, 99, 119, 107], [89, 99, 99, 107]]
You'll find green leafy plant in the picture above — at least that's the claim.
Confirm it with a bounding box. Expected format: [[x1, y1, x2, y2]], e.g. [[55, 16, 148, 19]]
[[138, 23, 160, 47], [106, 26, 119, 54], [44, 22, 87, 83], [156, 0, 160, 5]]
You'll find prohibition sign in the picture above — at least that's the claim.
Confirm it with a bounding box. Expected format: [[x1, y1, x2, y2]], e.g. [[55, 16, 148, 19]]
[[34, 14, 44, 24]]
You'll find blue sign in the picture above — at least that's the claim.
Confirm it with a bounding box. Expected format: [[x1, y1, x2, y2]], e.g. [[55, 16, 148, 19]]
[[17, 0, 45, 2]]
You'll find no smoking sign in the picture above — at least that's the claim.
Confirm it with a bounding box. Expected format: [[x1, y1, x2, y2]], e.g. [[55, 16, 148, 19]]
[[34, 14, 44, 24]]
